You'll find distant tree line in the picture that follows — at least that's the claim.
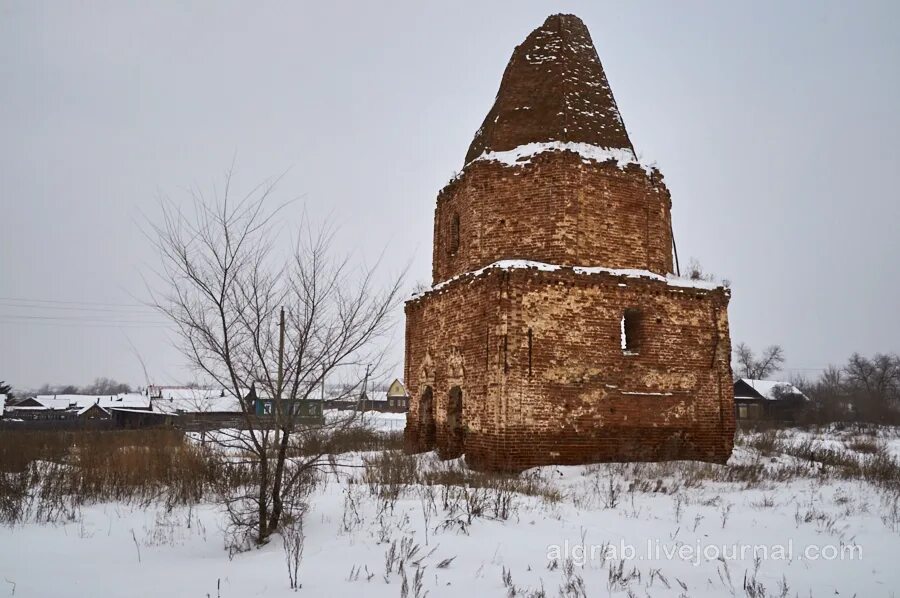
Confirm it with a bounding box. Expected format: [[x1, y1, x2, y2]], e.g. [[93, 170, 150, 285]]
[[33, 377, 133, 396], [734, 343, 900, 425], [796, 353, 900, 424]]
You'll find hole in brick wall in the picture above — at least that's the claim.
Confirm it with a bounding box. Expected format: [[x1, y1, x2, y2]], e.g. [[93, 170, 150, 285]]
[[621, 308, 643, 354], [449, 213, 460, 256]]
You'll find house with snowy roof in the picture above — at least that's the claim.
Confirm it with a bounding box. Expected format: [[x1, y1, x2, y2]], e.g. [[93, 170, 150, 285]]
[[2, 393, 146, 422], [733, 379, 809, 423]]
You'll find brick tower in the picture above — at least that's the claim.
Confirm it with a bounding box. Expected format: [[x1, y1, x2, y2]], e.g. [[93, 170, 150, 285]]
[[404, 14, 734, 471]]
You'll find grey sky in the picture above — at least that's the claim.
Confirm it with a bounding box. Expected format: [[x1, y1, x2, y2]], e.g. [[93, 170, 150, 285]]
[[2, 1, 898, 390]]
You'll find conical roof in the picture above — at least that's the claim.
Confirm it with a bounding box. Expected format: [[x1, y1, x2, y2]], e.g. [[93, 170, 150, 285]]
[[465, 14, 634, 164]]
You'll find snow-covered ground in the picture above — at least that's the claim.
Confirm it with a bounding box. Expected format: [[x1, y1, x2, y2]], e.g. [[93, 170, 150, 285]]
[[2, 422, 899, 597]]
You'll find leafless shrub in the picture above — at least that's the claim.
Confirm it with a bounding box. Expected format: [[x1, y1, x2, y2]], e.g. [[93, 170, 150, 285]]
[[598, 473, 621, 509], [743, 429, 782, 456], [416, 484, 437, 545], [149, 169, 403, 545], [282, 517, 305, 591], [340, 484, 364, 534]]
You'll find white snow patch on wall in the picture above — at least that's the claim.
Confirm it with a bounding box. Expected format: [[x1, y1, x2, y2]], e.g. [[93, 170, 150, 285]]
[[468, 141, 656, 174], [414, 259, 726, 298]]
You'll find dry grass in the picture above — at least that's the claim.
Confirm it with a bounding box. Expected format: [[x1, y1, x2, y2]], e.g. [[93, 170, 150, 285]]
[[360, 450, 562, 503], [0, 425, 406, 526], [0, 429, 238, 524], [294, 427, 403, 456]]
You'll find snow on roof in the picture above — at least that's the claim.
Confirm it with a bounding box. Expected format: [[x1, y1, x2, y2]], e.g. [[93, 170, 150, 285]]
[[361, 391, 389, 403], [34, 394, 150, 411], [149, 387, 225, 401], [151, 394, 243, 415], [737, 379, 808, 401], [416, 259, 725, 298], [77, 403, 109, 416], [110, 407, 171, 415], [469, 141, 656, 175]]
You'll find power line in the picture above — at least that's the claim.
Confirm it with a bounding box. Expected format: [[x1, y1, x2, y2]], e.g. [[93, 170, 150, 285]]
[[0, 300, 158, 315], [0, 313, 166, 323], [0, 319, 173, 329], [0, 314, 171, 327], [0, 294, 166, 328], [0, 295, 151, 308]]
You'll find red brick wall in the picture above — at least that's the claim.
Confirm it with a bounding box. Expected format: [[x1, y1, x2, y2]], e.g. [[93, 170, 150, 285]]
[[432, 152, 674, 285], [405, 266, 734, 471]]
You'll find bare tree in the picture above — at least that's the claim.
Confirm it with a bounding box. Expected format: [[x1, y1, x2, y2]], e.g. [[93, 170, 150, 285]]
[[82, 377, 132, 395], [799, 355, 900, 424], [843, 352, 900, 420], [733, 342, 785, 380], [150, 171, 403, 547]]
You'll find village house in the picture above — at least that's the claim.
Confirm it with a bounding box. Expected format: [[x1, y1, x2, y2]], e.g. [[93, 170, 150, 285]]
[[733, 379, 809, 423], [386, 379, 410, 412], [326, 379, 411, 413], [404, 14, 734, 471], [3, 393, 150, 422]]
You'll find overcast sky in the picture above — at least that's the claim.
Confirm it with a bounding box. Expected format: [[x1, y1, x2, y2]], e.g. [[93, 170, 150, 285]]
[[2, 1, 898, 390]]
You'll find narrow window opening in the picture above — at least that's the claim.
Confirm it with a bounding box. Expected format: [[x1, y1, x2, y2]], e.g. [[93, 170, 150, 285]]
[[621, 308, 642, 354], [449, 213, 460, 256]]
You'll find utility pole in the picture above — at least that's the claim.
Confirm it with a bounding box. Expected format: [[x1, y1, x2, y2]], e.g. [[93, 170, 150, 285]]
[[360, 364, 370, 413]]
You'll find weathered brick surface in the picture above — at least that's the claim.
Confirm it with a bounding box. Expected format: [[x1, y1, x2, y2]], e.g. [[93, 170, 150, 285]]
[[465, 14, 634, 163], [432, 153, 673, 284], [405, 267, 734, 471], [404, 13, 735, 472]]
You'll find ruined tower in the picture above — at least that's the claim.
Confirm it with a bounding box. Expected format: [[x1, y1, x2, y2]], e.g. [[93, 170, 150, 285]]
[[404, 14, 734, 471]]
